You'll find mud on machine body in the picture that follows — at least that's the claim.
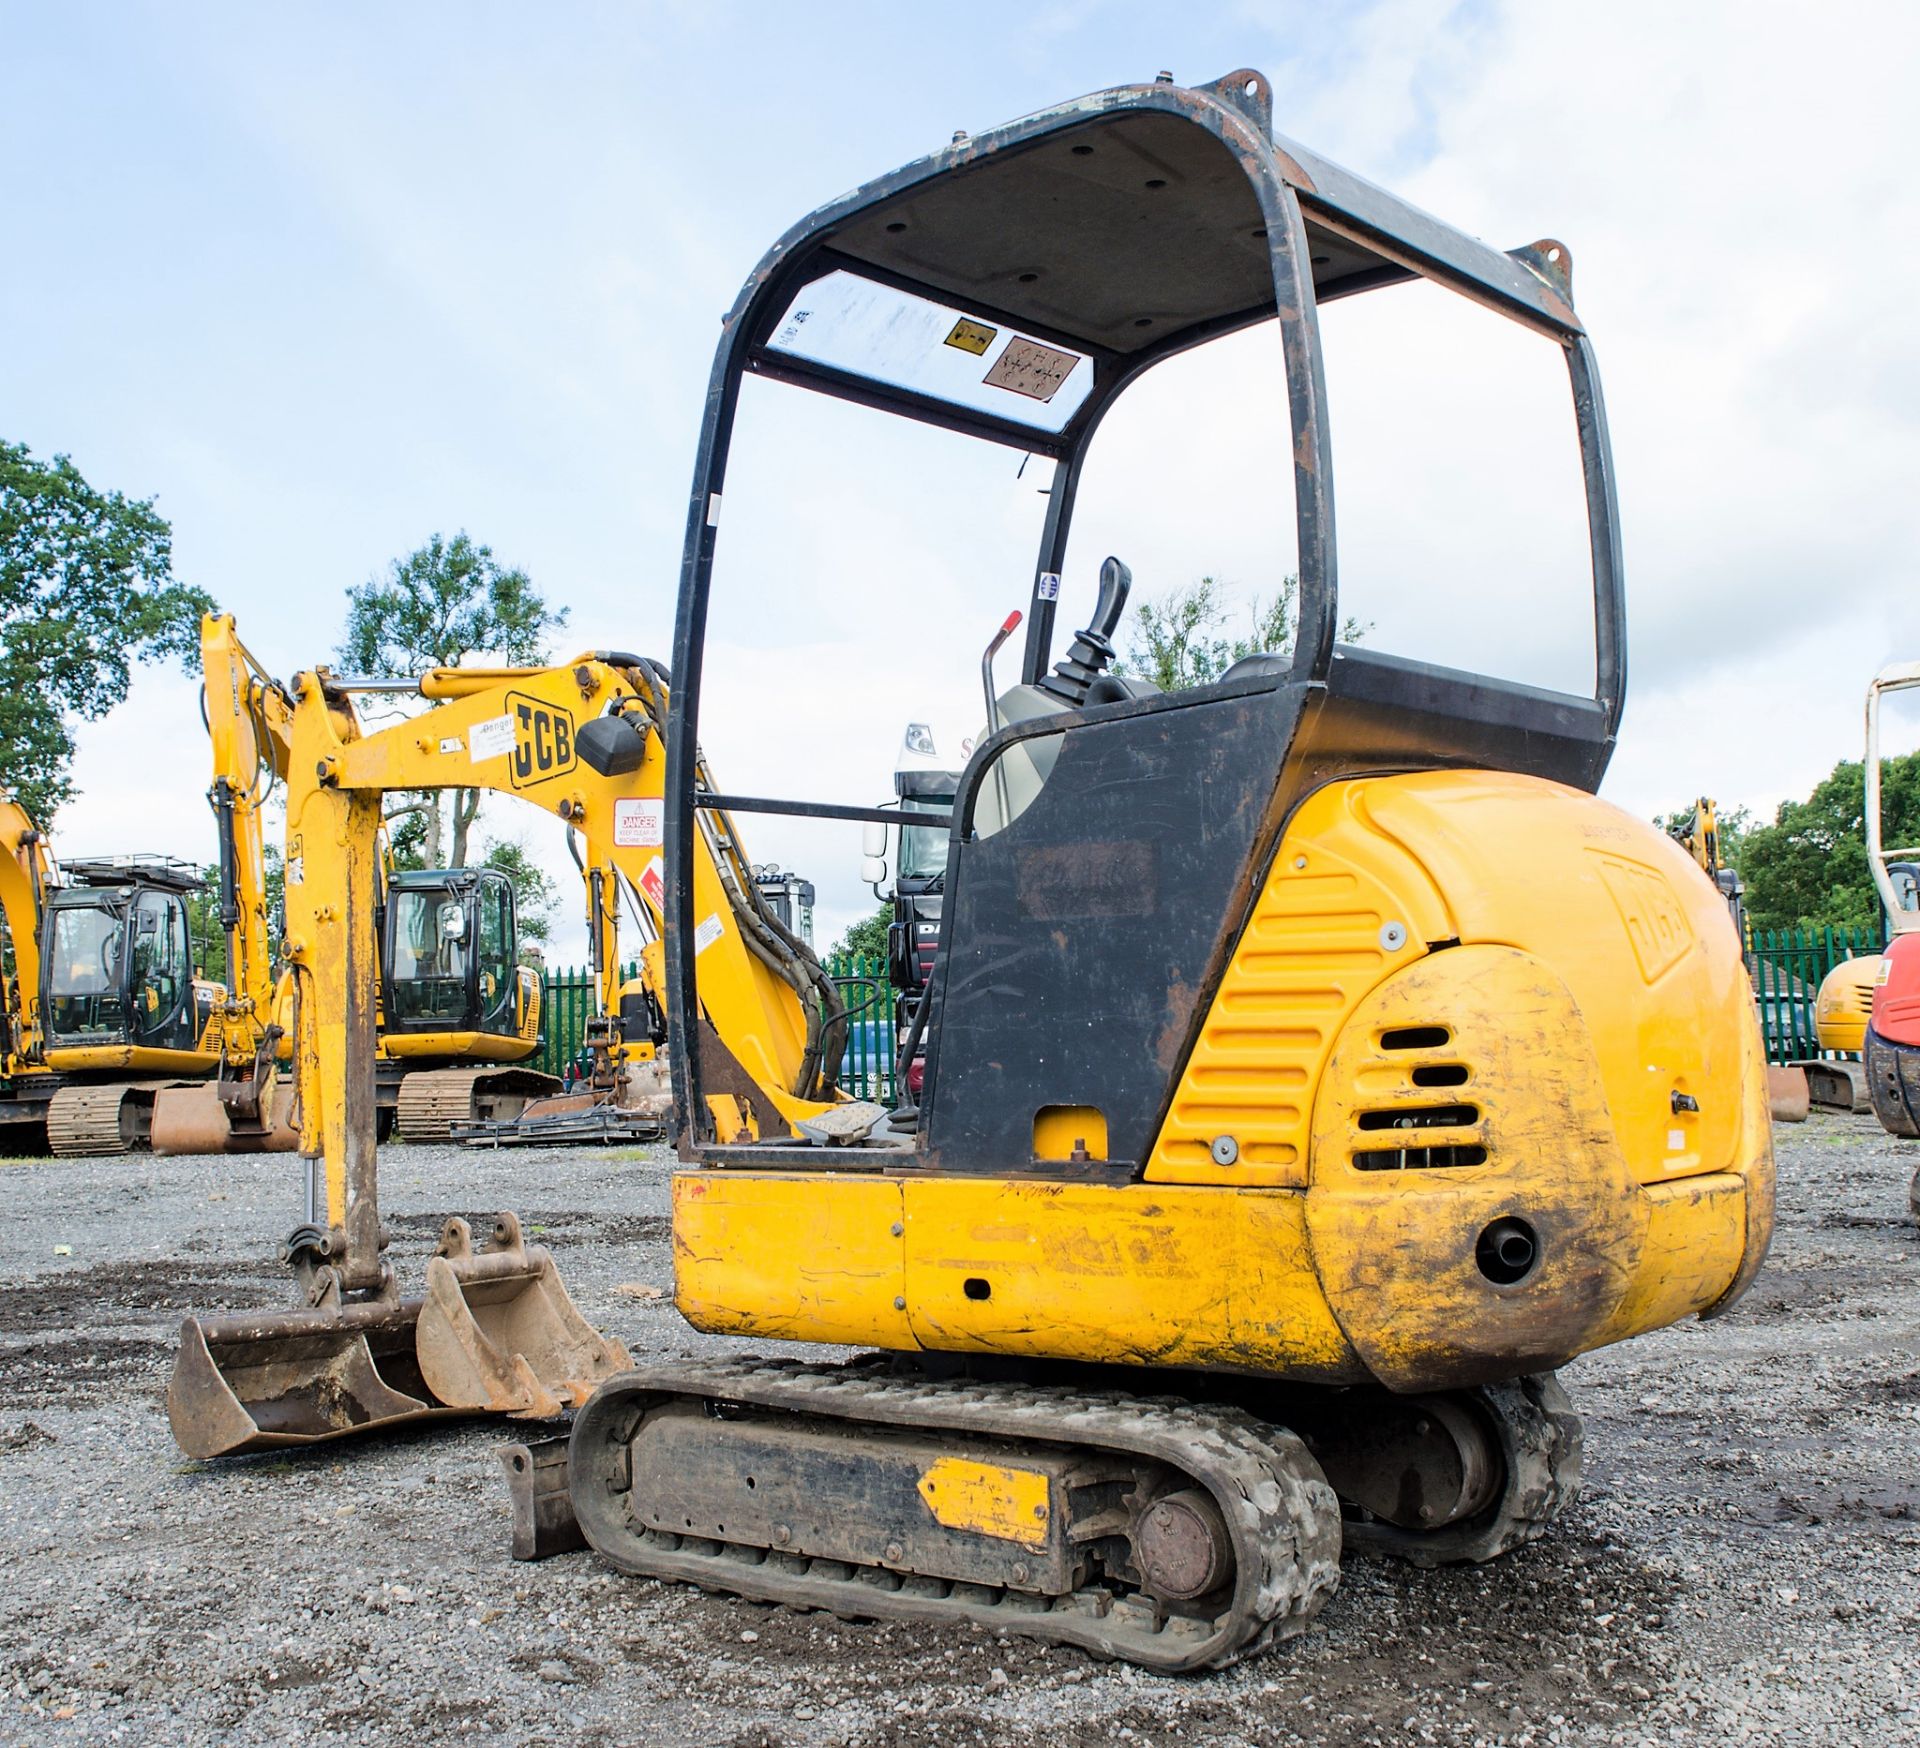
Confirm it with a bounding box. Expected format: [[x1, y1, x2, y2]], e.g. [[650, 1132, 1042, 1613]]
[[174, 67, 1774, 1673], [557, 68, 1773, 1669]]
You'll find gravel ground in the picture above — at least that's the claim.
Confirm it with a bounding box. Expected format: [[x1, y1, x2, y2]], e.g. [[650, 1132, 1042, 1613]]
[[1, 1115, 1916, 1747]]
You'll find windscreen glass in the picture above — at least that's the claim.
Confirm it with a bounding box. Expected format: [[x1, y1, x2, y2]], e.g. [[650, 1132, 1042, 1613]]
[[898, 799, 953, 883], [699, 370, 1051, 953], [387, 888, 469, 1028], [1315, 275, 1595, 695], [46, 903, 125, 1041], [764, 270, 1095, 435]]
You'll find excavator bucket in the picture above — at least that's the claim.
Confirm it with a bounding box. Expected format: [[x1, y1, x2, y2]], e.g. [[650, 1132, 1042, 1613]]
[[150, 1082, 299, 1157], [415, 1213, 631, 1418], [167, 1293, 459, 1460]]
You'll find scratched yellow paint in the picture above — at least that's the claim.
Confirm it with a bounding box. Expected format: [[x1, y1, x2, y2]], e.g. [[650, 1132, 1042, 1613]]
[[1585, 1172, 1748, 1346], [671, 771, 1774, 1393], [673, 1171, 911, 1347], [916, 1457, 1051, 1547]]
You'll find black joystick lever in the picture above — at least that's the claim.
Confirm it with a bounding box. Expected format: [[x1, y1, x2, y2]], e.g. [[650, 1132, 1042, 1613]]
[[1035, 556, 1131, 707]]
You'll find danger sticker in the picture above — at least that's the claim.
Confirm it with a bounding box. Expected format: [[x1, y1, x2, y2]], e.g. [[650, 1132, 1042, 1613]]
[[944, 317, 997, 356], [637, 856, 664, 910], [694, 913, 725, 955], [614, 798, 663, 848], [467, 713, 517, 761], [983, 338, 1078, 403]]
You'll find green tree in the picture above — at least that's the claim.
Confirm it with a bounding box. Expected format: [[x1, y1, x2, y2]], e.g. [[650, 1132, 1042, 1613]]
[[479, 836, 558, 945], [1, 441, 215, 821], [338, 531, 566, 865], [831, 903, 892, 960], [1737, 754, 1920, 933], [1117, 574, 1367, 692]]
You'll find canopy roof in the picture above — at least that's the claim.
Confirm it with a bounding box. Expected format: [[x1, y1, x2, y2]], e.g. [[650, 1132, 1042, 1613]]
[[744, 73, 1579, 449]]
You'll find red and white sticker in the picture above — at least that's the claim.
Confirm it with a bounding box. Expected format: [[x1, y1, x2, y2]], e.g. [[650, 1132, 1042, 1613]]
[[637, 856, 664, 910], [614, 797, 663, 848]]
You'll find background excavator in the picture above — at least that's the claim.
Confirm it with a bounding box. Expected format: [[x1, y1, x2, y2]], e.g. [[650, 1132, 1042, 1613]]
[[0, 794, 236, 1155], [1796, 667, 1920, 1125], [179, 69, 1773, 1676], [168, 648, 842, 1458], [147, 615, 561, 1152], [1843, 663, 1920, 1207]]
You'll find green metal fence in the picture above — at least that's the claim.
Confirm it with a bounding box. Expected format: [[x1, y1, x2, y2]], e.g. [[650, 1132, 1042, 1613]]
[[534, 950, 898, 1100], [1747, 925, 1882, 1064], [544, 930, 1885, 1083], [532, 962, 635, 1079], [828, 951, 898, 1104]]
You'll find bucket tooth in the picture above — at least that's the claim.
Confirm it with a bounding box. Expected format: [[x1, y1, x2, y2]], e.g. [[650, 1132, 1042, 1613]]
[[167, 1293, 457, 1460], [415, 1212, 630, 1418]]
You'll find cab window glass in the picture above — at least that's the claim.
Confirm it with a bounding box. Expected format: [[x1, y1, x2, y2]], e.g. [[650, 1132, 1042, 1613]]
[[478, 880, 514, 1028], [129, 891, 189, 1042], [1314, 277, 1594, 694]]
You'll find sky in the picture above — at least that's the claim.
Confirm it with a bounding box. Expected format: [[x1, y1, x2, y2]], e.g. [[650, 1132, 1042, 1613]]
[[5, 0, 1919, 962]]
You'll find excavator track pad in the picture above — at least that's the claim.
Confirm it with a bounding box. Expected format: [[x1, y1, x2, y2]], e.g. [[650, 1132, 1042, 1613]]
[[46, 1083, 175, 1156], [394, 1068, 562, 1141], [566, 1358, 1342, 1672]]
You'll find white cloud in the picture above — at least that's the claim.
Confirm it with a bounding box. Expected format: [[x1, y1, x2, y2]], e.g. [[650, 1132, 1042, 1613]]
[[26, 1, 1920, 984]]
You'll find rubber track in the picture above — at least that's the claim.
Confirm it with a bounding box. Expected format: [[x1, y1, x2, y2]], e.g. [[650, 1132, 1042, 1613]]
[[394, 1067, 559, 1141], [569, 1357, 1342, 1672], [1344, 1372, 1583, 1567], [46, 1084, 141, 1156]]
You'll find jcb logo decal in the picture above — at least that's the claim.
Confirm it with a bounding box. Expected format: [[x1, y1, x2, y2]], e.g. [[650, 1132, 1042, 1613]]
[[507, 691, 576, 789]]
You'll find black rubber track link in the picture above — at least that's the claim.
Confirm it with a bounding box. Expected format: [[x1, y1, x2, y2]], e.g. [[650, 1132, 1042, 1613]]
[[1344, 1372, 1583, 1567], [568, 1357, 1342, 1672]]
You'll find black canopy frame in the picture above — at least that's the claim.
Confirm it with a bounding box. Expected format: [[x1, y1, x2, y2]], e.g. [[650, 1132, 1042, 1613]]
[[660, 68, 1626, 1165]]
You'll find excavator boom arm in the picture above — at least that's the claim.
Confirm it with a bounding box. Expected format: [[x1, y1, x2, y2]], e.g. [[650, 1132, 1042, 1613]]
[[0, 796, 53, 1067], [281, 652, 841, 1250]]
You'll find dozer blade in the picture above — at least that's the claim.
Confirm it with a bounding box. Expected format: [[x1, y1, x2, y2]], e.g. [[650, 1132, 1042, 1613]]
[[168, 1295, 461, 1460], [416, 1212, 631, 1419], [150, 1082, 300, 1157]]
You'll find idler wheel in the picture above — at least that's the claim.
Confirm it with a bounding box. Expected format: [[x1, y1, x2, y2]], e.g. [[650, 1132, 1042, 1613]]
[[1132, 1486, 1233, 1602]]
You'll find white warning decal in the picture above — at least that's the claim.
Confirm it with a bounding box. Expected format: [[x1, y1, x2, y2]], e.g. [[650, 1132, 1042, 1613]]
[[613, 798, 663, 848], [694, 912, 725, 955], [467, 714, 517, 761], [438, 736, 464, 755]]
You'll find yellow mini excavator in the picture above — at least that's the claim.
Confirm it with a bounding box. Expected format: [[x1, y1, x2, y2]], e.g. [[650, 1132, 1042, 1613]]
[[178, 69, 1774, 1674], [168, 650, 844, 1458], [147, 615, 561, 1151]]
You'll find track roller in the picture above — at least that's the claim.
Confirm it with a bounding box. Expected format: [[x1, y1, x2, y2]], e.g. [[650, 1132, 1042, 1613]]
[[566, 1358, 1341, 1672]]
